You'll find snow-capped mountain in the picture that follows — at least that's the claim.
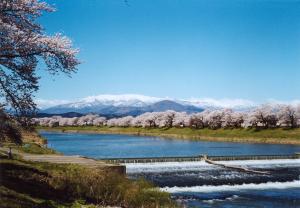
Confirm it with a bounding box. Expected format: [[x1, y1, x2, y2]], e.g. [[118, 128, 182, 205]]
[[180, 98, 257, 111], [37, 94, 298, 117], [37, 94, 258, 110], [40, 95, 203, 117], [39, 94, 167, 116], [37, 94, 259, 116], [68, 94, 164, 108]]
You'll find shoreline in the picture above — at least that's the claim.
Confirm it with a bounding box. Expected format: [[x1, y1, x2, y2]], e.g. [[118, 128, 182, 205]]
[[37, 127, 300, 145]]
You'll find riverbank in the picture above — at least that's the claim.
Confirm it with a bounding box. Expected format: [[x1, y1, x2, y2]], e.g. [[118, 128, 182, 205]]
[[0, 131, 176, 208], [38, 126, 300, 145], [0, 158, 174, 208]]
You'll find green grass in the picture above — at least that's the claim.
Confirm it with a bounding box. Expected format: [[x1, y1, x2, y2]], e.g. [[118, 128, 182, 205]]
[[0, 185, 66, 208], [38, 126, 300, 144], [0, 157, 176, 208], [18, 143, 58, 154], [2, 143, 58, 155]]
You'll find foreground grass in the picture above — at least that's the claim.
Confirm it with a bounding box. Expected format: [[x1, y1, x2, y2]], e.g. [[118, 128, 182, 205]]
[[2, 143, 58, 155], [21, 129, 48, 145], [38, 126, 300, 144], [0, 156, 175, 208], [1, 130, 175, 208]]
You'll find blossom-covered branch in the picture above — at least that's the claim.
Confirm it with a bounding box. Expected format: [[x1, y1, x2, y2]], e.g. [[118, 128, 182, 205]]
[[0, 0, 79, 123]]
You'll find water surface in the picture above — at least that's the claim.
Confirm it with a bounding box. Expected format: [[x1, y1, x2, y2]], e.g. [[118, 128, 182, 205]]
[[41, 131, 300, 158], [41, 131, 300, 208]]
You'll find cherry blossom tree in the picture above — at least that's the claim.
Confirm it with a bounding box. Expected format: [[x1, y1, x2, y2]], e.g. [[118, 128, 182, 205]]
[[254, 105, 278, 128], [173, 112, 190, 127], [0, 0, 79, 123], [296, 105, 300, 127], [243, 105, 278, 128], [278, 105, 298, 128], [141, 112, 159, 128], [119, 116, 134, 127], [77, 114, 98, 126], [36, 117, 50, 126], [34, 106, 300, 129], [206, 110, 224, 129], [131, 115, 144, 127], [66, 117, 79, 126], [221, 109, 244, 128], [152, 111, 176, 128], [58, 117, 69, 127], [107, 118, 117, 127], [189, 111, 209, 129], [107, 116, 133, 127], [47, 116, 61, 127], [162, 110, 176, 128], [242, 111, 259, 128], [92, 117, 106, 126]]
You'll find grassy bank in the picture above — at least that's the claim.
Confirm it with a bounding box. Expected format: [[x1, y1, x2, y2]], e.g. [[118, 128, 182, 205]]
[[0, 131, 176, 208], [38, 126, 300, 145], [2, 142, 58, 155], [2, 129, 58, 155], [0, 157, 175, 208]]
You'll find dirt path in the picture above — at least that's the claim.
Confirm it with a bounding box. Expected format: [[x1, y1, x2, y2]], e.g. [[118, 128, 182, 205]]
[[0, 147, 125, 173]]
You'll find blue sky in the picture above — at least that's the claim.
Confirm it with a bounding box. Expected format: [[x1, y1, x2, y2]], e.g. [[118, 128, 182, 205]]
[[37, 0, 300, 103]]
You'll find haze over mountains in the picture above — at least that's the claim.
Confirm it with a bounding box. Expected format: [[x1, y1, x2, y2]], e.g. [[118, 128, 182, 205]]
[[37, 94, 259, 117]]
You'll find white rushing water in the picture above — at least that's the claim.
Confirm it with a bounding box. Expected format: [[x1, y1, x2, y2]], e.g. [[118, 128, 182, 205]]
[[125, 161, 214, 173], [161, 180, 300, 193], [125, 159, 300, 173]]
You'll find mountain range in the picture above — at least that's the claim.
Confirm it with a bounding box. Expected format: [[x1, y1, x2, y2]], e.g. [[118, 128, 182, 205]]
[[40, 100, 203, 118], [37, 94, 270, 117]]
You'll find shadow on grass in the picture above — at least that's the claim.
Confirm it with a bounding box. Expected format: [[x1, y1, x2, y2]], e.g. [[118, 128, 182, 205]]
[[0, 159, 176, 208], [0, 162, 70, 205]]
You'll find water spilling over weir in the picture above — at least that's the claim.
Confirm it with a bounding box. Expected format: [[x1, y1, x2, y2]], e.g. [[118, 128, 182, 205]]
[[103, 153, 300, 163], [125, 158, 300, 207]]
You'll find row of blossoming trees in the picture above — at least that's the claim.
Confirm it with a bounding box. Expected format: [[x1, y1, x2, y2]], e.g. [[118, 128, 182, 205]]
[[35, 104, 300, 129]]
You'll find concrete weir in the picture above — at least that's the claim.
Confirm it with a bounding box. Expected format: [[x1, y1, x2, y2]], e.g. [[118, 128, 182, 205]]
[[101, 153, 300, 164]]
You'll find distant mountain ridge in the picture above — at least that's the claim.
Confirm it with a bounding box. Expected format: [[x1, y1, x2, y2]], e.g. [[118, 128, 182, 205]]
[[38, 94, 300, 117], [39, 93, 258, 107], [40, 100, 203, 117], [37, 112, 84, 118]]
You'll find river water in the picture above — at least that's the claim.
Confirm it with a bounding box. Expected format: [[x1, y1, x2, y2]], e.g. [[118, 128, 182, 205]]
[[41, 131, 300, 208]]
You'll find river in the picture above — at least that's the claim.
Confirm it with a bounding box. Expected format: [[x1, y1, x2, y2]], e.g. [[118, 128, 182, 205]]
[[41, 131, 300, 208]]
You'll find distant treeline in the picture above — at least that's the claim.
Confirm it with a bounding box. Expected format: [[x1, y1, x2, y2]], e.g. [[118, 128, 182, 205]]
[[34, 104, 300, 129]]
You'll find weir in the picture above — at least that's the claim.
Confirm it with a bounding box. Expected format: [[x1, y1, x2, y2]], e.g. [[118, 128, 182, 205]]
[[203, 155, 270, 175], [101, 153, 300, 164]]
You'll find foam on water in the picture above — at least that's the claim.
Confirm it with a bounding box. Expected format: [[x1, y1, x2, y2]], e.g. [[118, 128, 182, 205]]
[[161, 180, 300, 193], [125, 161, 214, 173], [221, 159, 300, 167], [125, 159, 300, 173], [202, 195, 240, 204]]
